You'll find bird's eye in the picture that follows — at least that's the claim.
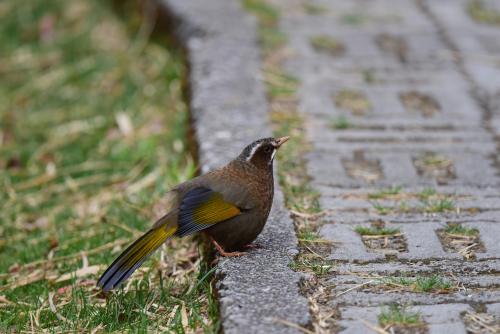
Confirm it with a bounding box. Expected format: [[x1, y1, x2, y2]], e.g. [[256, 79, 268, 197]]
[[264, 146, 273, 153]]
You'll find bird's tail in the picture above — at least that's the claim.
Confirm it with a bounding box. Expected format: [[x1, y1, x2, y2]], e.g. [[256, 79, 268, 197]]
[[97, 224, 177, 291]]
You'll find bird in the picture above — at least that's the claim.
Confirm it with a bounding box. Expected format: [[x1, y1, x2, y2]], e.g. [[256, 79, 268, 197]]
[[97, 136, 289, 291]]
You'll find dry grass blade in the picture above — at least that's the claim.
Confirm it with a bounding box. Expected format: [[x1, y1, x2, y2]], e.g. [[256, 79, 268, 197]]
[[48, 292, 70, 324], [0, 270, 46, 292], [335, 280, 375, 297], [463, 310, 500, 333], [54, 265, 102, 283], [458, 243, 478, 257]]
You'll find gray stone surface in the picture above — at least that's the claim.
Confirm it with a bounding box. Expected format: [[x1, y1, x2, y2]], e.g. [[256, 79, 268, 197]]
[[271, 0, 500, 331], [158, 0, 310, 333]]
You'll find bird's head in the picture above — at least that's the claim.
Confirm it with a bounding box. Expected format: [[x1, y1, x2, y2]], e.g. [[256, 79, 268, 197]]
[[238, 136, 290, 169]]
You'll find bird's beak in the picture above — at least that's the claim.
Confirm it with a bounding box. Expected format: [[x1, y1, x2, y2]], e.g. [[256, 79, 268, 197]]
[[274, 136, 290, 148]]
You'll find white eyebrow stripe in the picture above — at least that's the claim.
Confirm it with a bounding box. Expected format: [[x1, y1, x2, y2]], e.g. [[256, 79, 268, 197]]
[[246, 142, 263, 161]]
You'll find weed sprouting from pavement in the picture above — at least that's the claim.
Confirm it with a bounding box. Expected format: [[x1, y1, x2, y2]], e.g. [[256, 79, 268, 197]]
[[381, 275, 453, 293], [379, 304, 423, 328], [444, 224, 478, 236], [331, 116, 352, 130], [355, 226, 400, 236], [368, 186, 403, 199]]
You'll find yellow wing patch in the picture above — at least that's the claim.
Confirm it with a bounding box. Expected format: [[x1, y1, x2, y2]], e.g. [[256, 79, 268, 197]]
[[125, 225, 177, 268], [193, 192, 241, 224]]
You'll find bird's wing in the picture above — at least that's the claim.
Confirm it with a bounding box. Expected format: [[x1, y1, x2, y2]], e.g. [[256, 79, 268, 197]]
[[175, 186, 242, 237]]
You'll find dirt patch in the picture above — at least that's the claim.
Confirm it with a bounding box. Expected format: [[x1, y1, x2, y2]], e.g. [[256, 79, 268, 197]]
[[310, 35, 345, 56], [342, 150, 383, 183], [356, 220, 408, 255], [333, 89, 372, 116], [413, 152, 456, 185], [437, 228, 485, 260], [463, 310, 500, 334], [361, 234, 407, 255], [376, 33, 408, 63], [300, 276, 341, 333], [400, 91, 440, 117]]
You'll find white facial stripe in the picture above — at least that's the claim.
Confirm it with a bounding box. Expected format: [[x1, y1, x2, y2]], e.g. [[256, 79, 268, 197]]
[[246, 142, 263, 161], [269, 148, 277, 164]]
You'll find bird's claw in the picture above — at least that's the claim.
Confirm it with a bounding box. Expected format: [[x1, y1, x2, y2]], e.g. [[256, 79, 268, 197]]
[[210, 237, 247, 257]]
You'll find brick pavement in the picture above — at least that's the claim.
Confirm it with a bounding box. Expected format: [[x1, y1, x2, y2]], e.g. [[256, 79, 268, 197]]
[[272, 0, 500, 332]]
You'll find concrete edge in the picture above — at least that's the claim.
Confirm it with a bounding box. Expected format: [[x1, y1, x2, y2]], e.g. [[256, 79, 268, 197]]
[[157, 0, 311, 333]]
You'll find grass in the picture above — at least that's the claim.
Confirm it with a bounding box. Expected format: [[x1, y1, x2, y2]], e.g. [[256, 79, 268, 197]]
[[420, 153, 452, 168], [382, 275, 453, 293], [289, 256, 332, 276], [331, 116, 352, 130], [444, 223, 478, 236], [467, 0, 500, 26], [400, 91, 440, 117], [310, 35, 345, 56], [368, 188, 456, 214], [297, 228, 320, 242], [243, 0, 286, 55], [423, 198, 455, 213], [355, 226, 400, 236], [303, 3, 328, 15], [368, 186, 403, 199], [372, 202, 393, 215], [333, 89, 372, 115], [0, 0, 218, 332], [378, 304, 423, 328], [418, 187, 437, 201], [264, 69, 300, 99]]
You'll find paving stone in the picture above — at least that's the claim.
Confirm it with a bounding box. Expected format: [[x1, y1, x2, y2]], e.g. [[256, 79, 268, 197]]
[[272, 0, 500, 331], [320, 223, 384, 262], [487, 302, 500, 315]]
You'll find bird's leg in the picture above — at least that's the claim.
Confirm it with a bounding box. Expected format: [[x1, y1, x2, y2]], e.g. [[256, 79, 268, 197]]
[[243, 243, 262, 250], [210, 237, 247, 257]]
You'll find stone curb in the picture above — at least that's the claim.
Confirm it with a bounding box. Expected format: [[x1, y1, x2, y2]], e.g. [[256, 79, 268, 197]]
[[158, 0, 310, 333]]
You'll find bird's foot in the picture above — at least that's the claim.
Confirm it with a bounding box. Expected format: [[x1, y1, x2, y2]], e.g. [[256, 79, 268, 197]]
[[211, 238, 247, 257]]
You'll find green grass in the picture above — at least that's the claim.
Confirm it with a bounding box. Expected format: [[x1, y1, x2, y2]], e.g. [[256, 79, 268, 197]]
[[467, 0, 500, 26], [303, 3, 328, 15], [355, 225, 400, 236], [379, 304, 423, 328], [368, 188, 456, 214], [444, 224, 478, 236], [333, 89, 372, 115], [423, 198, 455, 213], [243, 0, 286, 54], [297, 228, 320, 242], [382, 275, 453, 293], [310, 35, 345, 56], [331, 116, 352, 130], [0, 0, 218, 332], [372, 202, 392, 215], [289, 256, 332, 276], [264, 69, 300, 98], [418, 187, 437, 201], [368, 186, 403, 199]]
